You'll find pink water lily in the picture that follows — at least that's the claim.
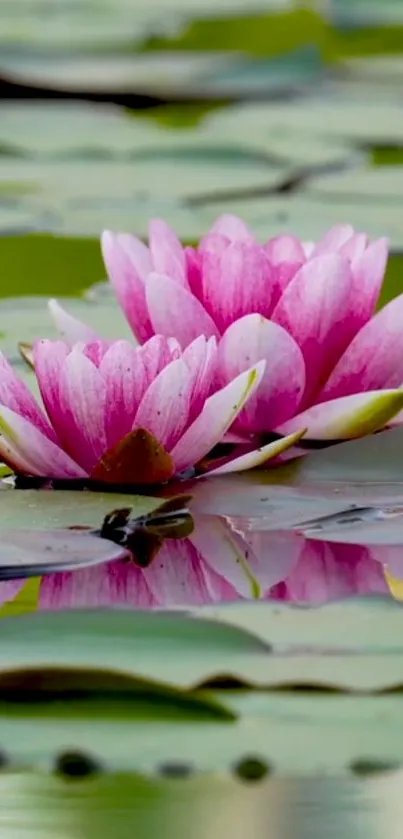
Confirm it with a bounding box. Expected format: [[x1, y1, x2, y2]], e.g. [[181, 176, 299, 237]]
[[50, 216, 403, 448], [0, 336, 303, 483]]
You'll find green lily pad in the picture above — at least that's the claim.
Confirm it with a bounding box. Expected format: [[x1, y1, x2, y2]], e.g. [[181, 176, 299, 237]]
[[0, 293, 131, 362], [231, 95, 403, 146], [308, 165, 403, 202], [200, 194, 403, 250], [197, 596, 403, 652], [1, 49, 306, 99], [0, 488, 160, 530], [1, 601, 403, 692]]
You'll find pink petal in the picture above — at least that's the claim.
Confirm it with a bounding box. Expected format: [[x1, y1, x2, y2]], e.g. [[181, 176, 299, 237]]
[[311, 224, 355, 257], [148, 218, 187, 285], [218, 314, 305, 431], [272, 253, 357, 404], [339, 232, 368, 262], [171, 361, 265, 473], [277, 389, 403, 440], [33, 340, 70, 436], [241, 529, 303, 592], [208, 213, 254, 242], [270, 261, 304, 310], [0, 580, 25, 606], [264, 234, 305, 263], [189, 515, 258, 598], [48, 299, 99, 344], [199, 233, 230, 256], [101, 230, 153, 344], [138, 335, 178, 386], [39, 562, 156, 609], [206, 430, 305, 475], [0, 352, 56, 441], [58, 349, 108, 472], [146, 272, 219, 348], [349, 236, 388, 319], [82, 340, 111, 368], [182, 335, 218, 421], [202, 242, 273, 333], [0, 405, 86, 477], [100, 340, 146, 447], [303, 241, 315, 257], [319, 291, 403, 401], [134, 358, 191, 450], [191, 517, 301, 597], [269, 540, 387, 604], [116, 232, 152, 280], [142, 539, 215, 606], [184, 245, 203, 297], [0, 433, 42, 474]]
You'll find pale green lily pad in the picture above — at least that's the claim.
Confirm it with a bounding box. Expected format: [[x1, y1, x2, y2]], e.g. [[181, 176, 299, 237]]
[[0, 156, 288, 203], [2, 692, 403, 777], [197, 596, 403, 652], [0, 205, 42, 234], [1, 602, 403, 692], [332, 0, 403, 26], [307, 165, 403, 202], [204, 103, 363, 167], [0, 101, 167, 158], [0, 294, 131, 361], [0, 488, 160, 530], [341, 55, 403, 86], [200, 195, 403, 249], [1, 50, 298, 98], [1, 0, 281, 51], [0, 155, 289, 239], [240, 97, 403, 145]]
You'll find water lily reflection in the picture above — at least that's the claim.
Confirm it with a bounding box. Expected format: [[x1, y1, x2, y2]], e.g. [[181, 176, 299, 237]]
[[0, 514, 392, 610]]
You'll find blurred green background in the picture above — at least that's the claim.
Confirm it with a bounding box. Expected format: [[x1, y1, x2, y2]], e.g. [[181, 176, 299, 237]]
[[1, 0, 403, 301]]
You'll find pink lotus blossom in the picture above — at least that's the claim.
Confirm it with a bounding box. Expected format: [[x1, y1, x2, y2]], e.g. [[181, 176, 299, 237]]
[[0, 336, 303, 483], [86, 217, 403, 445]]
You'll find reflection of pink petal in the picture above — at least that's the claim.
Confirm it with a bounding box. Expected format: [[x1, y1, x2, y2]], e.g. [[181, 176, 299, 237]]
[[236, 528, 303, 593], [190, 515, 261, 598], [0, 580, 25, 606], [142, 540, 215, 606], [39, 562, 156, 609], [268, 539, 388, 604]]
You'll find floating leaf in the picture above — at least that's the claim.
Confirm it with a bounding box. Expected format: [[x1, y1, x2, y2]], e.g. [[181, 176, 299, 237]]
[[0, 528, 129, 580]]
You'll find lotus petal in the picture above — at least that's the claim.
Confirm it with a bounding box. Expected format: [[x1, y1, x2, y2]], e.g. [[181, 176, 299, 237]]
[[149, 218, 187, 285], [101, 230, 153, 343], [202, 242, 273, 332], [171, 361, 265, 473], [0, 406, 86, 477], [277, 389, 403, 440], [319, 291, 403, 401], [218, 314, 305, 430], [48, 299, 99, 344], [0, 352, 56, 441], [206, 430, 305, 475], [134, 358, 191, 450], [272, 253, 361, 404]]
